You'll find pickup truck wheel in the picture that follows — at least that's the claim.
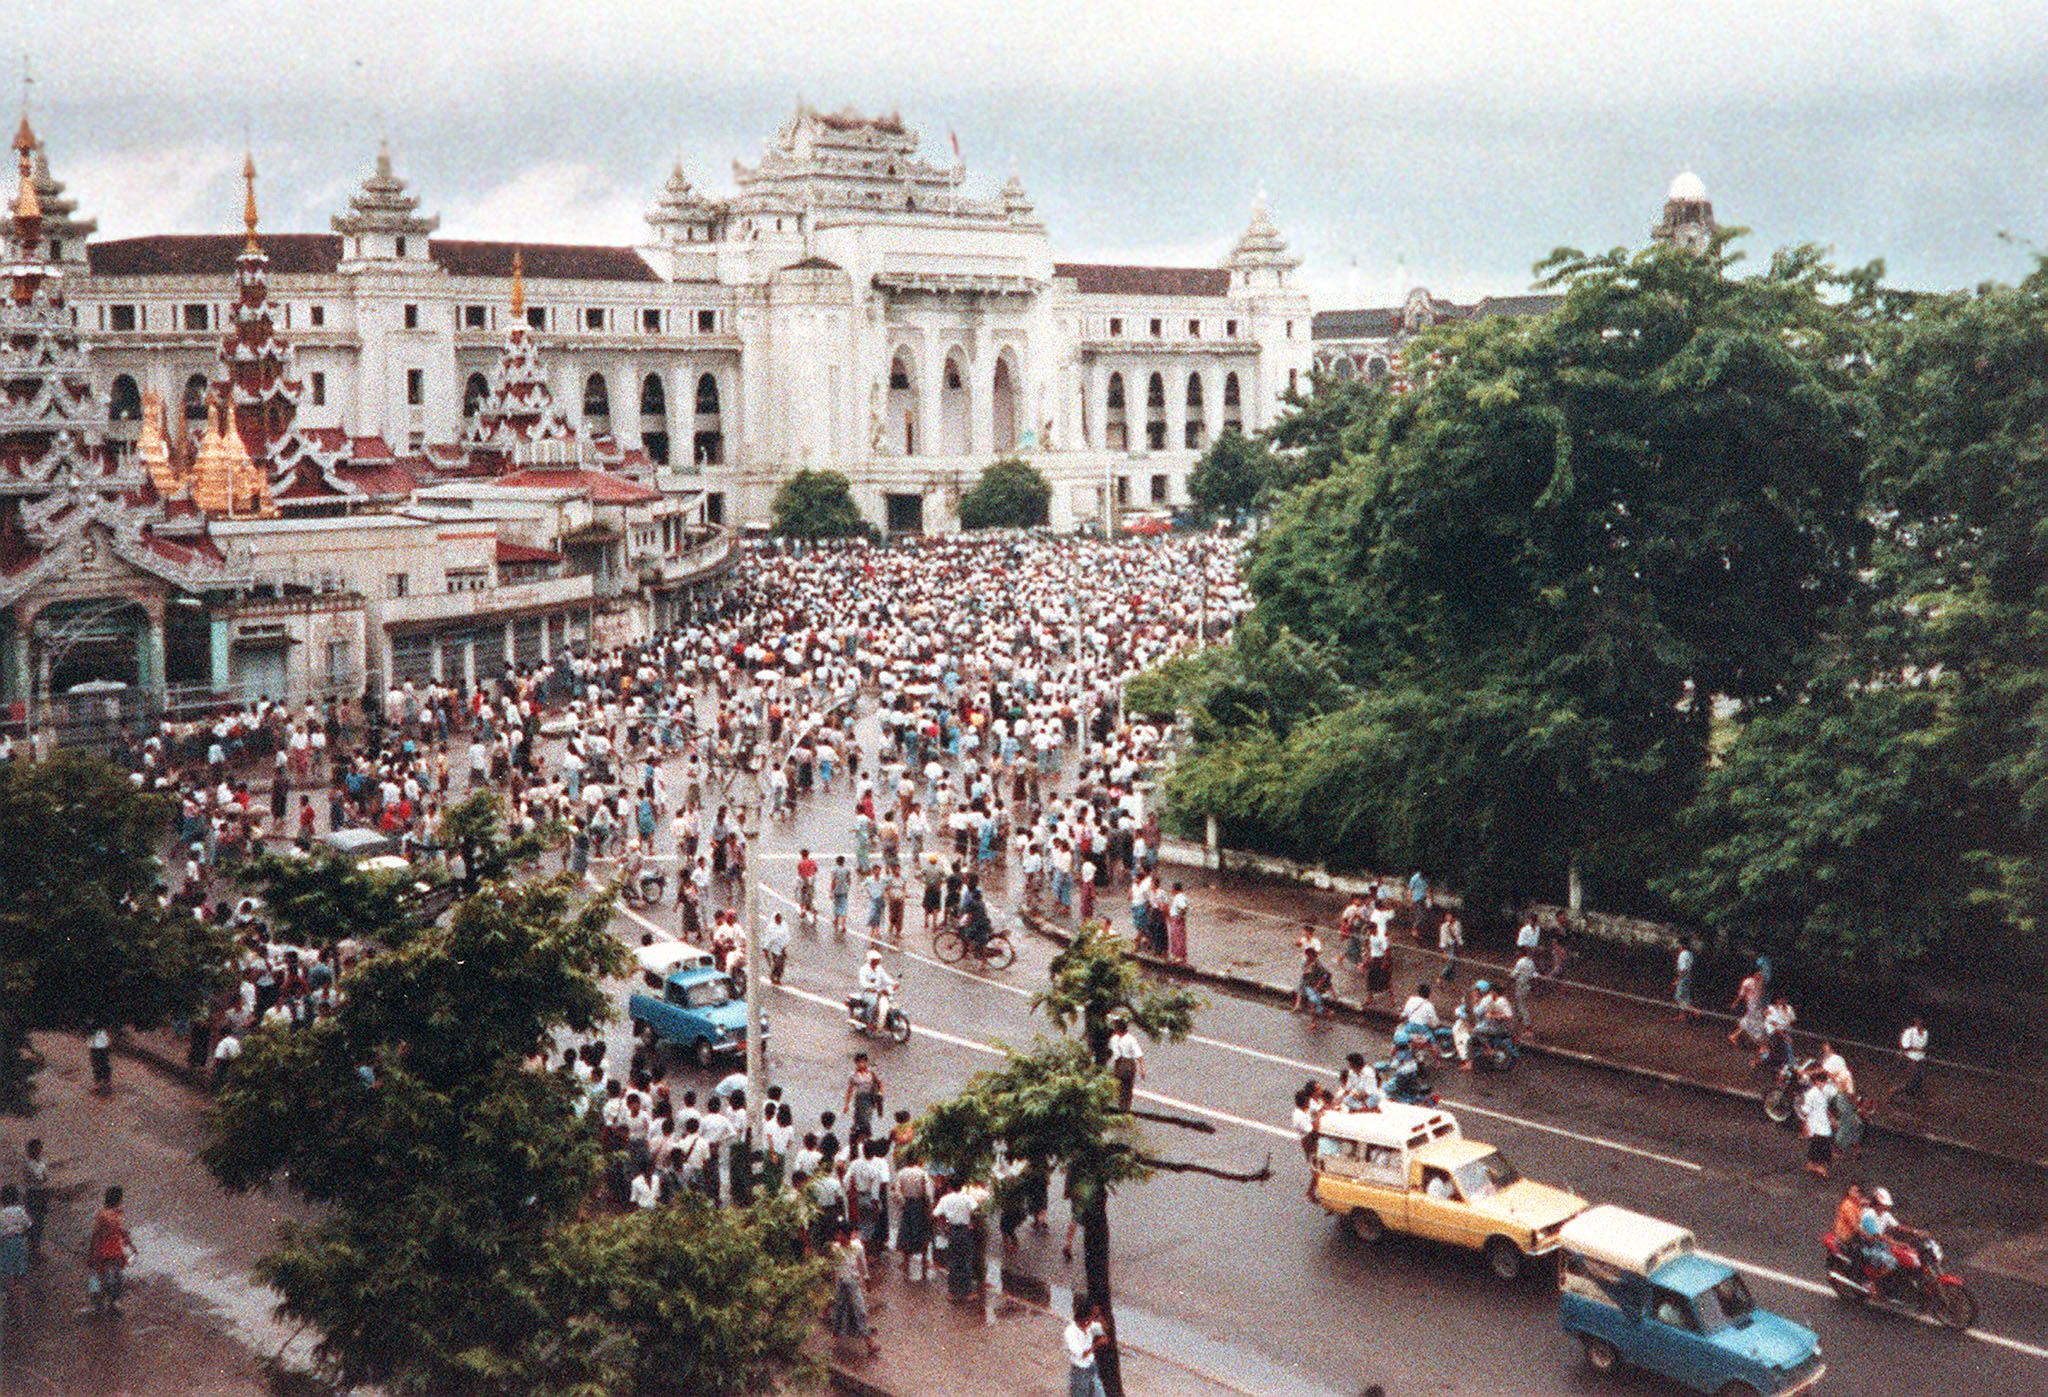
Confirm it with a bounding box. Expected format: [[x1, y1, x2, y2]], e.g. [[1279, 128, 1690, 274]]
[[1484, 1237, 1524, 1282], [1581, 1338, 1619, 1375], [1347, 1209, 1385, 1244], [691, 1038, 715, 1070]]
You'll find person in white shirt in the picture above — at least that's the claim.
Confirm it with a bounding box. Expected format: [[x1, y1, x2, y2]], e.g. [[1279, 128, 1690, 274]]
[[629, 1162, 663, 1210], [1106, 1018, 1145, 1110], [1064, 1296, 1109, 1397], [857, 951, 897, 1033], [1888, 1017, 1930, 1104], [1400, 985, 1441, 1032]]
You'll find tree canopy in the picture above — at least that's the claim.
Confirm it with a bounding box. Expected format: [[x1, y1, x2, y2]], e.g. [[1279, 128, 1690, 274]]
[[205, 875, 822, 1394], [1184, 428, 1277, 523], [0, 752, 232, 1105], [770, 468, 870, 539], [957, 457, 1052, 529], [1167, 234, 1936, 954]]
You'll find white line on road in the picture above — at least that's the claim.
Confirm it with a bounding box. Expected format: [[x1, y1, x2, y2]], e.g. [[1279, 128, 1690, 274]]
[[1187, 1035, 1704, 1173], [614, 893, 2048, 1366]]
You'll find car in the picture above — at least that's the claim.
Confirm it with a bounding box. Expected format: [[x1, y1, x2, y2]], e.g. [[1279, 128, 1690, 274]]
[[1309, 1103, 1589, 1281], [627, 951, 760, 1070], [1558, 1204, 1825, 1396], [1119, 512, 1172, 537]]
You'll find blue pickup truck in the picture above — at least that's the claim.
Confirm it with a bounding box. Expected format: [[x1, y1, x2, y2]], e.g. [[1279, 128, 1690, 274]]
[[1558, 1205, 1825, 1397], [627, 943, 760, 1070]]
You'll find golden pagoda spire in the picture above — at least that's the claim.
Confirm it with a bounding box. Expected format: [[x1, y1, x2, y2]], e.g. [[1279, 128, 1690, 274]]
[[242, 150, 261, 253], [510, 248, 525, 319], [11, 115, 37, 225]]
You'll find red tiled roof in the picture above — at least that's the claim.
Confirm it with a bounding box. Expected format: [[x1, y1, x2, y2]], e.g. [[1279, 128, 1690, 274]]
[[90, 233, 344, 277], [431, 240, 660, 283], [496, 467, 663, 504], [495, 540, 562, 565], [85, 235, 658, 284], [335, 460, 418, 498], [1055, 263, 1231, 298]]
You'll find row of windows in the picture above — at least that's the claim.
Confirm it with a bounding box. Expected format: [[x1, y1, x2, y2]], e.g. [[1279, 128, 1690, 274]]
[[104, 370, 328, 423], [98, 300, 728, 338], [1105, 315, 1241, 341], [101, 303, 330, 333]]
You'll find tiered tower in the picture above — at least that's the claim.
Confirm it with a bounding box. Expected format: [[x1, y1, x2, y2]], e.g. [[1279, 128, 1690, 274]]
[[214, 154, 304, 483], [462, 251, 574, 470], [189, 393, 271, 518], [0, 115, 125, 497]]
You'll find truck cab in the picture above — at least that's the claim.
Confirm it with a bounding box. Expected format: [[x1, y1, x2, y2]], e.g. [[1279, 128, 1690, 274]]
[[627, 942, 758, 1069], [1311, 1103, 1588, 1281], [1558, 1204, 1825, 1396]]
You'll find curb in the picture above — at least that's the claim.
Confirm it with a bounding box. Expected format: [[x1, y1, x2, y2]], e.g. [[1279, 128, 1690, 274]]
[[1016, 912, 2048, 1173]]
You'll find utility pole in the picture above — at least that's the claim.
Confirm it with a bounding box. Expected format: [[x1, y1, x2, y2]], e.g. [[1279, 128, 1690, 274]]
[[740, 737, 767, 1150]]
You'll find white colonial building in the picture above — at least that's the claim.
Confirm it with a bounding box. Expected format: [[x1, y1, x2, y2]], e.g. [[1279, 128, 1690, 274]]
[[61, 103, 1312, 534]]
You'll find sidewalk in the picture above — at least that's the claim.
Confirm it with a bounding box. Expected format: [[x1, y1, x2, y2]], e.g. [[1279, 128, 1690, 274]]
[[1020, 868, 2048, 1170], [0, 1033, 316, 1397], [825, 1263, 1248, 1397]]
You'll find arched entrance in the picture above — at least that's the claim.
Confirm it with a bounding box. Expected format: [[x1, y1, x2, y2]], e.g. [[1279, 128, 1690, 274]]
[[693, 373, 723, 464], [886, 351, 920, 456], [582, 373, 612, 434], [463, 372, 490, 418], [991, 354, 1018, 454], [940, 349, 971, 455], [640, 374, 669, 465]]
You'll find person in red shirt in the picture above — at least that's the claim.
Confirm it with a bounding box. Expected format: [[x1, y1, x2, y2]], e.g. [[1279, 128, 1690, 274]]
[[86, 1186, 136, 1315]]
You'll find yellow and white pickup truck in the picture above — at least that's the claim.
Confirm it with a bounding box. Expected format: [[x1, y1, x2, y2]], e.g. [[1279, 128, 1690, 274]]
[[1309, 1102, 1589, 1281]]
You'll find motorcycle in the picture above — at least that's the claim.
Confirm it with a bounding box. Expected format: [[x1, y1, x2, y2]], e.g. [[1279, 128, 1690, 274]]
[[1762, 1056, 1819, 1126], [620, 867, 668, 908], [1373, 1056, 1440, 1107], [1822, 1230, 1977, 1330], [844, 993, 912, 1045], [1468, 1027, 1519, 1072]]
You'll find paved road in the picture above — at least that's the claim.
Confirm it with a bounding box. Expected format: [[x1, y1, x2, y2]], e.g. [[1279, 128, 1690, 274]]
[[594, 727, 2048, 1397]]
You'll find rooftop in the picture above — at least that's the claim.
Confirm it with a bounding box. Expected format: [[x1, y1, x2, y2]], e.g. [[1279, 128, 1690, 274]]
[[87, 235, 660, 283], [1055, 263, 1232, 298]]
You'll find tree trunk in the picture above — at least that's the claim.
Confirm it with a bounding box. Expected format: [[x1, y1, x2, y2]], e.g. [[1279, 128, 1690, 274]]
[[1080, 1189, 1122, 1397]]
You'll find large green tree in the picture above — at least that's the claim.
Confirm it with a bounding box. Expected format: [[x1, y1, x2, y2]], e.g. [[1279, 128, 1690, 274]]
[[1182, 237, 1876, 910], [205, 875, 821, 1394], [1667, 265, 2048, 973], [0, 752, 232, 1105], [1184, 428, 1276, 523], [770, 469, 870, 539], [957, 457, 1052, 529]]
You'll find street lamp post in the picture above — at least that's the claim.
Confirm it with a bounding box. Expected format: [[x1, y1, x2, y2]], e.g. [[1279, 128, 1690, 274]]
[[738, 739, 767, 1152]]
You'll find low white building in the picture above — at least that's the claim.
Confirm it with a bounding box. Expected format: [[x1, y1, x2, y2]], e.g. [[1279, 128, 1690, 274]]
[[55, 103, 1312, 534]]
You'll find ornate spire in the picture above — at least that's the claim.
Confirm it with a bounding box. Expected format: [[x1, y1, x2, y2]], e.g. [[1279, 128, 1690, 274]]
[[510, 248, 525, 318], [137, 389, 186, 500], [242, 151, 260, 253], [331, 140, 438, 246], [11, 115, 39, 230]]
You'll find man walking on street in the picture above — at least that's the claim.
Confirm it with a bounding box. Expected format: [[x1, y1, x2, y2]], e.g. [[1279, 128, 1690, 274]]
[[1511, 952, 1539, 1037], [1108, 1015, 1145, 1110], [1673, 941, 1698, 1021], [1887, 1017, 1930, 1108]]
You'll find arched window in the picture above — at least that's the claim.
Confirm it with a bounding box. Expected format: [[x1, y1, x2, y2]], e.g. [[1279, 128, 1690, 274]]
[[886, 353, 919, 456], [1332, 357, 1357, 381], [693, 373, 723, 465], [1105, 371, 1127, 452], [1222, 371, 1243, 433], [1184, 371, 1206, 450], [582, 373, 611, 423], [1365, 358, 1389, 383], [183, 373, 209, 422], [463, 372, 490, 417], [940, 349, 970, 455], [991, 354, 1018, 454], [108, 374, 142, 423], [639, 374, 666, 417], [1144, 371, 1167, 451]]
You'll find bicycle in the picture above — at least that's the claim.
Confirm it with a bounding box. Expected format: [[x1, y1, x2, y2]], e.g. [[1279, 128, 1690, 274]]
[[931, 924, 1016, 970]]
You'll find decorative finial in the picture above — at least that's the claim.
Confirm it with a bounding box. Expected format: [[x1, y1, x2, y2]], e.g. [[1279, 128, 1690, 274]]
[[242, 150, 261, 253], [376, 137, 392, 178], [12, 133, 38, 226], [510, 248, 525, 319]]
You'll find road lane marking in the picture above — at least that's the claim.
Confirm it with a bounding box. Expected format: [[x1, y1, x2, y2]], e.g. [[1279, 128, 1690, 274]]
[[1695, 1251, 2048, 1361], [756, 883, 1037, 999], [1187, 1035, 1704, 1173], [615, 893, 2048, 1365]]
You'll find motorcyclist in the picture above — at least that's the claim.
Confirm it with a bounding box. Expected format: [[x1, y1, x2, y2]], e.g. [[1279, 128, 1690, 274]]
[[1473, 981, 1516, 1048], [858, 950, 897, 1031], [1383, 1029, 1428, 1102]]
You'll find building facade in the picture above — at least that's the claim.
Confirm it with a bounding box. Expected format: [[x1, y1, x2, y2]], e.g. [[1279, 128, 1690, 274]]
[[1311, 172, 1718, 385], [56, 103, 1312, 534]]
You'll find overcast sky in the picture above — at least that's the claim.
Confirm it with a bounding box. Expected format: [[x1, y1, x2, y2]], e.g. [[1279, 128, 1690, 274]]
[[13, 0, 2047, 305]]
